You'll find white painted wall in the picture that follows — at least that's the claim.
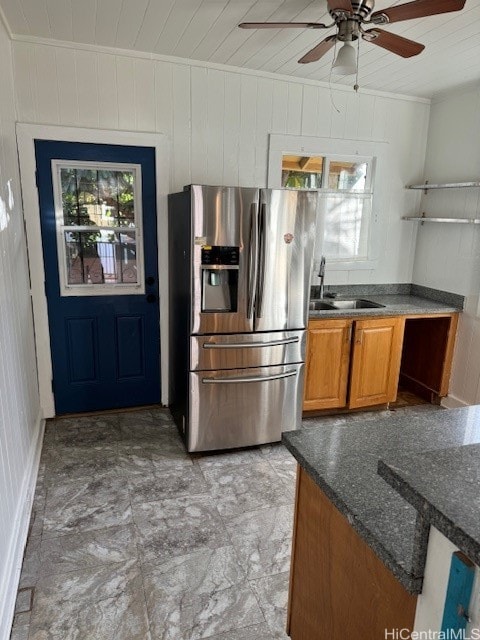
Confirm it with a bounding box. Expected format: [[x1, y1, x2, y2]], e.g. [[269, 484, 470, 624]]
[[0, 17, 43, 640], [414, 526, 480, 636], [11, 40, 431, 288], [412, 85, 480, 406]]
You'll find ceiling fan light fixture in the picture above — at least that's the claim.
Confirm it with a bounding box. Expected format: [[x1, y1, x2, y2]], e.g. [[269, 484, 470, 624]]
[[332, 41, 357, 75]]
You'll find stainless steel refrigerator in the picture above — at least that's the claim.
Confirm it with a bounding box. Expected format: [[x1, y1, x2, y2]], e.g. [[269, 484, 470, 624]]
[[168, 185, 318, 452]]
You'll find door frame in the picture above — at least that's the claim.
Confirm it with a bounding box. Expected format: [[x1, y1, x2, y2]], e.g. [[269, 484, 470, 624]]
[[16, 123, 170, 418]]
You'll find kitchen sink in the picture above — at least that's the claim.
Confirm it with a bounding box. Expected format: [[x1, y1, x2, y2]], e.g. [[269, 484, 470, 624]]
[[309, 298, 386, 311], [330, 299, 386, 310], [309, 300, 337, 310]]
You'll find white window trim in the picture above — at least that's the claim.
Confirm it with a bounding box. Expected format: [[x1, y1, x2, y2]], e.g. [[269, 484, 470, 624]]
[[268, 134, 389, 270], [52, 160, 145, 296]]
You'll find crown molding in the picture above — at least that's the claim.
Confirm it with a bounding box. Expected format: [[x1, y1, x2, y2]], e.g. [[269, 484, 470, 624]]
[[10, 33, 431, 105]]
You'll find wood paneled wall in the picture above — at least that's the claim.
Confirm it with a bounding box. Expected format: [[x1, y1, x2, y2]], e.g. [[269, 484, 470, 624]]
[[0, 18, 42, 640], [12, 40, 430, 286]]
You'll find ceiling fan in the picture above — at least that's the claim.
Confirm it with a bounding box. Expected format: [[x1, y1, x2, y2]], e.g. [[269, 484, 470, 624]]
[[239, 0, 466, 67]]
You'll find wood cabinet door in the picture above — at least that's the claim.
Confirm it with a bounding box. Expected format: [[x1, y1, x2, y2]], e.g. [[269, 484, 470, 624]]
[[348, 317, 405, 409], [303, 319, 352, 411]]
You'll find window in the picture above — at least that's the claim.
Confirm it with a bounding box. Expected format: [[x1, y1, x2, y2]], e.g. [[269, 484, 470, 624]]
[[52, 161, 144, 296], [281, 154, 373, 262]]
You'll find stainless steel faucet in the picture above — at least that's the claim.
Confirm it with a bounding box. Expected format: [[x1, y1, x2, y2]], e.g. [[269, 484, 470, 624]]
[[318, 256, 326, 299]]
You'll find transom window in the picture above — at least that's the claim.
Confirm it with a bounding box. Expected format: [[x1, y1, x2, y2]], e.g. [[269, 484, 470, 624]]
[[52, 161, 145, 296], [281, 154, 373, 262]]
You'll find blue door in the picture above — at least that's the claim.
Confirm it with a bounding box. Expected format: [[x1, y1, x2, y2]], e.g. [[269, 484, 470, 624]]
[[35, 141, 161, 414]]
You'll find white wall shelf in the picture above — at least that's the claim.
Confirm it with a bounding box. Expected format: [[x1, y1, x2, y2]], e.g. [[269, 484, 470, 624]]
[[405, 180, 480, 224], [407, 181, 480, 190], [403, 216, 480, 224]]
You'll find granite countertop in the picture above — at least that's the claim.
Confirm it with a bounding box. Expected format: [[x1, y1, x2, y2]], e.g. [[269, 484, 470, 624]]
[[308, 284, 463, 319], [379, 444, 480, 568], [282, 405, 480, 594]]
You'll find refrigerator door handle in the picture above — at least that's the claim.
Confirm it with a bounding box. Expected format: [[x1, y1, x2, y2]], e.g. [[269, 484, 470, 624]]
[[247, 203, 259, 319], [256, 202, 267, 318], [203, 337, 299, 349], [202, 369, 297, 384]]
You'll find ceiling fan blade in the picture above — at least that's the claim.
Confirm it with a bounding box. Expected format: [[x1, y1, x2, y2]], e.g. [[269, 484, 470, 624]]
[[326, 0, 353, 12], [239, 22, 327, 29], [363, 29, 425, 57], [371, 0, 466, 24], [298, 35, 337, 64]]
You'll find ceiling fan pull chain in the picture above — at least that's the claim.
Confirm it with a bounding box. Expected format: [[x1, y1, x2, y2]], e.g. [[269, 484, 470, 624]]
[[354, 37, 360, 92]]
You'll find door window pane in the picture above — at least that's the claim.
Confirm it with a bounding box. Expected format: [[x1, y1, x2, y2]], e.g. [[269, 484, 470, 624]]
[[60, 168, 136, 227], [55, 161, 144, 294], [65, 231, 138, 285]]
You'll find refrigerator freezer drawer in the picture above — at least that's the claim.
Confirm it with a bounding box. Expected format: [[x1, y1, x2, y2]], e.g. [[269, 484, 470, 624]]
[[188, 363, 304, 452], [191, 330, 305, 371]]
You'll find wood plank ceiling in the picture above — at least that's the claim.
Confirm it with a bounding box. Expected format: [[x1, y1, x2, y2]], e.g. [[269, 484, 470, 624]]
[[1, 0, 479, 97]]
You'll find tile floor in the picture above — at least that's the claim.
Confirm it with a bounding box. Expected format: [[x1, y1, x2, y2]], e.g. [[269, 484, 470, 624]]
[[10, 403, 438, 640], [10, 408, 296, 640]]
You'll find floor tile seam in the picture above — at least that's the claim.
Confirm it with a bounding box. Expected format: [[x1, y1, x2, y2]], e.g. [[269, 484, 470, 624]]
[[42, 471, 132, 503], [126, 555, 153, 640], [217, 501, 293, 574], [128, 487, 213, 507], [31, 557, 141, 589], [26, 521, 140, 546], [217, 501, 296, 532], [41, 507, 136, 540], [224, 533, 294, 584], [43, 443, 122, 454], [194, 457, 268, 476], [246, 576, 285, 637], [199, 612, 271, 640], [123, 454, 208, 498], [201, 621, 273, 640], [10, 620, 31, 636], [194, 458, 281, 498], [43, 451, 154, 474], [29, 500, 46, 521], [25, 558, 144, 639], [43, 442, 121, 455], [21, 554, 142, 585], [42, 466, 122, 488], [139, 561, 270, 637], [41, 496, 133, 526], [138, 543, 246, 580], [263, 456, 296, 485], [211, 495, 296, 522]]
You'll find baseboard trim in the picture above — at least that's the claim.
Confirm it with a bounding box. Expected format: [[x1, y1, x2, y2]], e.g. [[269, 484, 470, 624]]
[[441, 395, 469, 408], [0, 410, 45, 640]]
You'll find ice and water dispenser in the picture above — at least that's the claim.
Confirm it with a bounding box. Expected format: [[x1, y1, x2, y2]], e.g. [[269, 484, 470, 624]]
[[201, 245, 239, 312]]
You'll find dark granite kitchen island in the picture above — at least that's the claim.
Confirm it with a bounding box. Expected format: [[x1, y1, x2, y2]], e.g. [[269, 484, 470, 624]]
[[282, 405, 480, 639]]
